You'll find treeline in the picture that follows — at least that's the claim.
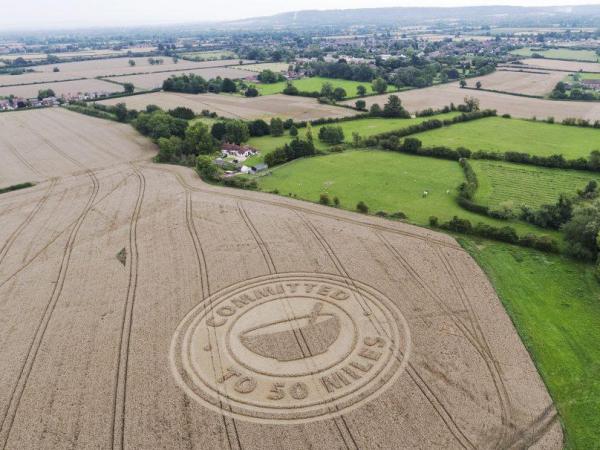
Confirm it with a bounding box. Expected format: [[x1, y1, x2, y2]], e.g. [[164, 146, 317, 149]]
[[162, 74, 238, 94], [370, 109, 497, 150], [431, 216, 559, 253]]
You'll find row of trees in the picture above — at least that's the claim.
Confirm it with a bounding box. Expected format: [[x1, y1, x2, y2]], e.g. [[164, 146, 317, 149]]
[[162, 74, 238, 94]]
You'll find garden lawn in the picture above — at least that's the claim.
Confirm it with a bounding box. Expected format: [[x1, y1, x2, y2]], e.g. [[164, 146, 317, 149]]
[[472, 160, 600, 209], [461, 238, 600, 449], [245, 112, 460, 166], [411, 116, 600, 159], [256, 149, 557, 237], [253, 76, 400, 97], [510, 47, 599, 62]]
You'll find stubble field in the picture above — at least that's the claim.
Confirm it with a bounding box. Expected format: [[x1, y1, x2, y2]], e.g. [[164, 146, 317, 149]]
[[464, 70, 566, 96], [0, 107, 562, 449], [105, 67, 257, 90], [98, 92, 357, 120], [343, 83, 600, 121]]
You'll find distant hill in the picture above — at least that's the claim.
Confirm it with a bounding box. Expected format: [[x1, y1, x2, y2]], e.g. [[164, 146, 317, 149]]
[[222, 5, 600, 29]]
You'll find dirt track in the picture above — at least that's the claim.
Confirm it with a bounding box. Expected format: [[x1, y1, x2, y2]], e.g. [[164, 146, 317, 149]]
[[0, 108, 562, 449]]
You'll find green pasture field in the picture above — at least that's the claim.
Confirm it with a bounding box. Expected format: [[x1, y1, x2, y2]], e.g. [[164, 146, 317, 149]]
[[510, 47, 600, 62], [255, 149, 555, 237], [462, 238, 600, 449], [472, 160, 600, 209], [244, 112, 460, 166], [410, 117, 600, 159], [253, 76, 400, 97]]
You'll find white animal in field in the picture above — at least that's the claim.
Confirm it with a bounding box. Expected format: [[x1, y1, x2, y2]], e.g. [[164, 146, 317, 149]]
[[422, 190, 429, 198]]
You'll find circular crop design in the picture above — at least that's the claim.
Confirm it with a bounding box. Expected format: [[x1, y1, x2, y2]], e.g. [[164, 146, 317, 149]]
[[170, 273, 411, 424]]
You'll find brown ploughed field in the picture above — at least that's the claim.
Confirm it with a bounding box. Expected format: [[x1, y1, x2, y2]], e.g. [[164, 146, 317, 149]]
[[0, 108, 562, 449], [99, 92, 357, 120], [0, 79, 122, 99]]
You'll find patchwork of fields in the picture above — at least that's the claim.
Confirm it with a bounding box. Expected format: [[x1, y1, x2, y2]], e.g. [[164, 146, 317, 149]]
[[0, 108, 561, 449], [0, 78, 122, 98], [0, 58, 257, 97]]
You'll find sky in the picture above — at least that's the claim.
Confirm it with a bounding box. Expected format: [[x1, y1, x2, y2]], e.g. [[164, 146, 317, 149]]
[[1, 0, 600, 30]]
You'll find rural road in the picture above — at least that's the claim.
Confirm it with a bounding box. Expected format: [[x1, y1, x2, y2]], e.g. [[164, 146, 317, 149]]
[[0, 108, 562, 449]]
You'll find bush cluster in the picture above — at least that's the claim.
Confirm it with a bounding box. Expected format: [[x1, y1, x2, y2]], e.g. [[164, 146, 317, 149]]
[[436, 216, 558, 252]]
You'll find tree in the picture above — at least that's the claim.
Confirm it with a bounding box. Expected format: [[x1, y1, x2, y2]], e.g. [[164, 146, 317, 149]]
[[463, 96, 480, 111], [211, 122, 227, 141], [282, 83, 299, 95], [221, 78, 237, 93], [172, 55, 179, 64], [248, 119, 270, 137], [305, 123, 314, 144], [53, 67, 60, 72], [114, 103, 128, 122], [459, 79, 467, 88], [123, 83, 135, 94], [352, 132, 361, 148], [156, 136, 183, 162], [37, 89, 55, 100], [369, 103, 382, 116], [475, 81, 482, 89], [168, 107, 195, 120], [333, 87, 347, 101], [562, 200, 600, 260], [356, 85, 367, 97], [382, 95, 410, 118], [257, 69, 280, 83], [371, 77, 388, 94], [196, 155, 220, 181], [270, 118, 284, 137], [320, 82, 334, 99], [245, 87, 259, 97], [224, 120, 250, 144], [318, 126, 344, 145], [128, 59, 136, 66], [355, 99, 366, 110], [289, 125, 298, 137], [184, 122, 216, 155]]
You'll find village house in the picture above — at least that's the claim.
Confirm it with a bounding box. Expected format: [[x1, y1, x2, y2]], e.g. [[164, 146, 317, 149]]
[[581, 79, 600, 91], [221, 143, 259, 161]]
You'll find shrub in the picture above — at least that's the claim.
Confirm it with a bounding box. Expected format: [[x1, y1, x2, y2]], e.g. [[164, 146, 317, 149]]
[[168, 107, 195, 120], [356, 201, 369, 214], [319, 193, 331, 205], [318, 126, 344, 145], [245, 87, 259, 97], [375, 211, 389, 217], [390, 211, 407, 220], [429, 216, 439, 227], [333, 196, 340, 207]]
